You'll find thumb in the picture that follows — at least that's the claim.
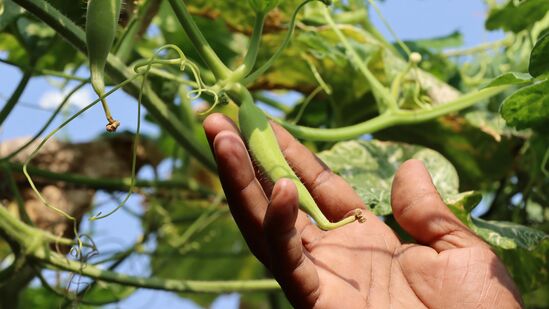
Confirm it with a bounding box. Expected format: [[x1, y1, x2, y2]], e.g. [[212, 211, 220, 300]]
[[391, 159, 487, 251], [263, 179, 320, 308]]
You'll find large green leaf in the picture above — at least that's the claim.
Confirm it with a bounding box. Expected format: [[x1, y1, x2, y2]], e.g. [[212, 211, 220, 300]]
[[472, 217, 548, 250], [375, 115, 517, 190], [317, 140, 459, 215], [486, 0, 549, 33], [529, 32, 549, 77], [500, 79, 549, 130]]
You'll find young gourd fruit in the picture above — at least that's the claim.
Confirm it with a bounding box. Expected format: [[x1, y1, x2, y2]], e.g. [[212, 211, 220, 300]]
[[86, 0, 122, 132], [238, 99, 365, 230]]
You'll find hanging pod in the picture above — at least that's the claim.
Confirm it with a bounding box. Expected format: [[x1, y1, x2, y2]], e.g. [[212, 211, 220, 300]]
[[86, 0, 122, 132]]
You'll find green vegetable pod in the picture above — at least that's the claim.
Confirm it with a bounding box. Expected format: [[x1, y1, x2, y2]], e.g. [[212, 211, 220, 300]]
[[238, 99, 365, 230], [86, 0, 122, 132]]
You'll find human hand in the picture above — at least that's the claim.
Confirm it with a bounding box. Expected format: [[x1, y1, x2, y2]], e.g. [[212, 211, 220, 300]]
[[203, 113, 522, 309]]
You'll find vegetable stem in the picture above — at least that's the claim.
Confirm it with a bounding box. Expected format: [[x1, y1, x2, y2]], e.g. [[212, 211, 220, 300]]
[[167, 0, 232, 80], [243, 0, 314, 85], [278, 86, 508, 141], [0, 69, 32, 126], [0, 204, 280, 293], [233, 12, 266, 80]]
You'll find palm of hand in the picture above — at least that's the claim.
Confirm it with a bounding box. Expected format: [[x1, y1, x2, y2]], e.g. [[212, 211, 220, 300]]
[[300, 222, 518, 308], [203, 114, 521, 309]]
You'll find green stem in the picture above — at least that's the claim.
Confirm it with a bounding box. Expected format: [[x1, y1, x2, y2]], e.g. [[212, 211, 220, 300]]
[[243, 0, 315, 85], [9, 162, 213, 195], [2, 164, 33, 225], [278, 86, 508, 141], [0, 202, 87, 248], [322, 6, 397, 113], [355, 3, 399, 55], [0, 204, 280, 293], [0, 68, 32, 126], [145, 66, 199, 88], [114, 0, 158, 63], [61, 236, 149, 308], [367, 0, 411, 55], [13, 0, 216, 171], [292, 86, 322, 124], [34, 266, 135, 307], [40, 253, 280, 293], [167, 0, 231, 80], [233, 12, 266, 80]]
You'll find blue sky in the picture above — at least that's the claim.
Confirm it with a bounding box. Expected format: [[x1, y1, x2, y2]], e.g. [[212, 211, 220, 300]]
[[0, 1, 504, 308]]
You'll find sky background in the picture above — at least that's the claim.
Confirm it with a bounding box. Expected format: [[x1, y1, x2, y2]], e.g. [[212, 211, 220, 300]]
[[0, 1, 504, 308]]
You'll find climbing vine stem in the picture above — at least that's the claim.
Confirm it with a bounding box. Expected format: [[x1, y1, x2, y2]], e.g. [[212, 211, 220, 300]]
[[167, 0, 231, 80], [277, 86, 509, 141], [0, 205, 280, 294]]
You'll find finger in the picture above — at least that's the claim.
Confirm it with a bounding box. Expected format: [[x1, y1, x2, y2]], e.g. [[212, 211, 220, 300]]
[[202, 113, 240, 146], [203, 114, 271, 189], [270, 122, 369, 221], [264, 179, 320, 308], [391, 159, 488, 251], [210, 130, 270, 260]]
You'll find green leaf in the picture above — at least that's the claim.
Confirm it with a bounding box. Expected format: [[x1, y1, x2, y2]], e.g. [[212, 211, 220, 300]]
[[480, 72, 532, 89], [529, 32, 549, 77], [486, 0, 549, 33], [500, 79, 549, 130], [317, 140, 459, 215], [374, 115, 516, 190], [479, 221, 549, 292], [472, 217, 548, 250], [446, 191, 483, 222]]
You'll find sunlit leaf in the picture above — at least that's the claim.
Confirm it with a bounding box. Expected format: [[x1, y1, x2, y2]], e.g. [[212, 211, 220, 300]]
[[317, 140, 459, 215]]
